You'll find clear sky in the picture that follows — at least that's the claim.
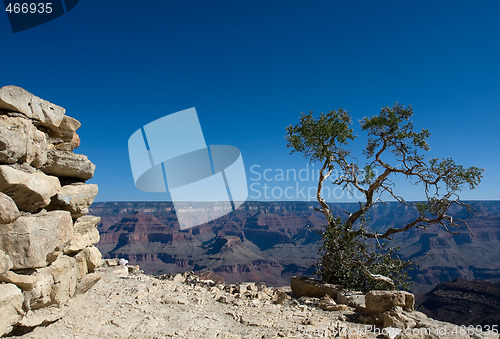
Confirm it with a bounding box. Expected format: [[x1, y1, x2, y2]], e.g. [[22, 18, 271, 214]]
[[1, 0, 499, 202]]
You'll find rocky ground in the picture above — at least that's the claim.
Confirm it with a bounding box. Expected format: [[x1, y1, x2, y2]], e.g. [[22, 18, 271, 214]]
[[9, 265, 499, 339]]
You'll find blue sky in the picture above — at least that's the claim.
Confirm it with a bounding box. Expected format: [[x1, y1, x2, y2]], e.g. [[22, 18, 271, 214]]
[[1, 0, 499, 202]]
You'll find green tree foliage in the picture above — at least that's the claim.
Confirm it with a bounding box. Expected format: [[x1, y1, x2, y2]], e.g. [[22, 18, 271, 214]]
[[286, 104, 484, 291]]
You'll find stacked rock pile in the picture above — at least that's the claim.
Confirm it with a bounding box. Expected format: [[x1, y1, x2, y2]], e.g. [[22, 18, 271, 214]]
[[0, 85, 102, 336]]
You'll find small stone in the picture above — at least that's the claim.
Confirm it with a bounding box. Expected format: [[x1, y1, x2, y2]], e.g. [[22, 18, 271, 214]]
[[75, 273, 101, 295], [77, 246, 102, 272], [0, 192, 20, 224], [0, 249, 13, 274]]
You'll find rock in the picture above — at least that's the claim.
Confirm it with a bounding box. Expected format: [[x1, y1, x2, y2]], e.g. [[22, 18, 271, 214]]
[[48, 183, 98, 218], [64, 215, 100, 254], [0, 249, 13, 274], [273, 290, 289, 304], [17, 307, 64, 328], [381, 307, 417, 329], [22, 267, 54, 310], [77, 246, 102, 272], [75, 253, 88, 278], [317, 295, 338, 311], [290, 276, 339, 298], [0, 85, 65, 130], [49, 115, 81, 142], [108, 265, 128, 277], [0, 115, 47, 167], [75, 272, 101, 295], [0, 270, 37, 290], [0, 283, 24, 336], [41, 149, 95, 181], [0, 210, 73, 269], [48, 115, 81, 151], [103, 258, 119, 267], [0, 192, 20, 224], [365, 290, 415, 314], [49, 255, 79, 307], [337, 290, 366, 309], [0, 166, 61, 212]]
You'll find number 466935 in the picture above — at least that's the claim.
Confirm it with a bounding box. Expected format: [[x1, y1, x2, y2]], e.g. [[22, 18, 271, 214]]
[[5, 2, 53, 14]]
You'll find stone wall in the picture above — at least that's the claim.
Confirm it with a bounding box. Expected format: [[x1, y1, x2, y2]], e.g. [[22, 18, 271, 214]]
[[0, 85, 102, 336]]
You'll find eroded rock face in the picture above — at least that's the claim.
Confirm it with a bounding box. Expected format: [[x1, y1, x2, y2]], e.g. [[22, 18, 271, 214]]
[[0, 85, 65, 130], [0, 85, 101, 336], [0, 210, 73, 270], [0, 166, 60, 212], [42, 149, 95, 181]]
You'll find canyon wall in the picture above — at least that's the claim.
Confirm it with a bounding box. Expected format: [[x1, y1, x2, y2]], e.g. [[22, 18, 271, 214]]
[[0, 86, 101, 336]]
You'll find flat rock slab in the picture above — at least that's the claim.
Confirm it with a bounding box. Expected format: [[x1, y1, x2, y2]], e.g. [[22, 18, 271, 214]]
[[0, 85, 65, 130], [291, 276, 339, 298], [0, 165, 61, 212], [48, 183, 98, 218], [41, 149, 95, 181]]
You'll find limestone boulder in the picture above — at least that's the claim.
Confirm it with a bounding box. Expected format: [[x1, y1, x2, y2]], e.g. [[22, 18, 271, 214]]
[[41, 149, 95, 181], [365, 290, 415, 314], [0, 85, 65, 130], [0, 166, 60, 212], [48, 183, 98, 218], [0, 283, 24, 336], [64, 215, 100, 254], [0, 115, 48, 167], [290, 276, 339, 298], [0, 210, 73, 269], [0, 192, 20, 224], [77, 246, 102, 273], [48, 255, 80, 307], [0, 249, 13, 274]]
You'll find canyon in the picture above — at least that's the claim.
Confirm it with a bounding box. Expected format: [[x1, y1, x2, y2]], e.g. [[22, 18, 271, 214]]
[[92, 200, 500, 296]]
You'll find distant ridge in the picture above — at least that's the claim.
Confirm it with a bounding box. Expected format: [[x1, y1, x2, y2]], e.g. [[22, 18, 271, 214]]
[[91, 200, 500, 294]]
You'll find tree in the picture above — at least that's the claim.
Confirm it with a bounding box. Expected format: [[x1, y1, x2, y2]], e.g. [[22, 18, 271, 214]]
[[286, 103, 484, 291]]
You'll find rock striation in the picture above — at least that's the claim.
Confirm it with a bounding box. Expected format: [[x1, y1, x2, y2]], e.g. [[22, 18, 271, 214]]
[[0, 86, 101, 336]]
